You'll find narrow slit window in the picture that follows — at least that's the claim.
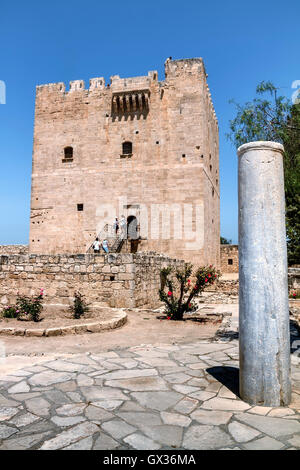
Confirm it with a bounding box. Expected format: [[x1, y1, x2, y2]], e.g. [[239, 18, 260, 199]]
[[77, 203, 83, 211]]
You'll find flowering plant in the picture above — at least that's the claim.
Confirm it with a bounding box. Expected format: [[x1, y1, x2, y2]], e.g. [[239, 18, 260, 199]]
[[2, 305, 19, 319], [289, 290, 300, 299], [1, 289, 44, 322], [159, 263, 221, 320]]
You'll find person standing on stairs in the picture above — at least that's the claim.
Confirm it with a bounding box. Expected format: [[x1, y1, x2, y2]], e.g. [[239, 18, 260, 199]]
[[92, 237, 101, 253], [113, 218, 119, 236], [102, 239, 109, 253]]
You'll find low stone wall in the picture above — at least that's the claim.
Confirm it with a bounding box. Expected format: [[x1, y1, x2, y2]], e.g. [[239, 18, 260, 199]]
[[0, 245, 28, 255], [203, 279, 239, 304], [0, 309, 127, 337], [0, 252, 184, 309], [204, 268, 299, 304]]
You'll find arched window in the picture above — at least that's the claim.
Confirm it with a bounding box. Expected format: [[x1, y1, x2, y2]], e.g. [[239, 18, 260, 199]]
[[122, 141, 132, 156], [63, 146, 73, 161]]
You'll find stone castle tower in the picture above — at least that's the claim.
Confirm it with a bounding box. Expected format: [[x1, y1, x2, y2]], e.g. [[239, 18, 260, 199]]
[[30, 58, 220, 266]]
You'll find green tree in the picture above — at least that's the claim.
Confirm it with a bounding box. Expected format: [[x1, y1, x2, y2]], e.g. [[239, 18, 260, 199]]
[[227, 82, 300, 265], [220, 236, 232, 245], [159, 263, 221, 321]]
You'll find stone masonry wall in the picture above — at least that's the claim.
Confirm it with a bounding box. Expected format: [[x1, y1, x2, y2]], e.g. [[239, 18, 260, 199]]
[[0, 245, 28, 255], [220, 245, 239, 273], [0, 252, 184, 310]]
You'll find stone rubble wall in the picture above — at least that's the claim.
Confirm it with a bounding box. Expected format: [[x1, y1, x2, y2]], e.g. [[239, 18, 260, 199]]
[[203, 268, 299, 304], [0, 252, 184, 310], [203, 279, 239, 304], [0, 245, 29, 255]]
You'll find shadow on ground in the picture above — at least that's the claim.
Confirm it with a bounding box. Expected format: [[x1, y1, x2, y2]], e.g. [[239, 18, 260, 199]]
[[207, 366, 240, 398], [215, 319, 300, 350], [215, 330, 239, 341], [290, 319, 300, 355], [156, 315, 222, 324]]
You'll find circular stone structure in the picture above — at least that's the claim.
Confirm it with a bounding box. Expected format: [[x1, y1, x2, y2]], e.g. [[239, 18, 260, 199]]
[[0, 309, 127, 337], [238, 141, 291, 407]]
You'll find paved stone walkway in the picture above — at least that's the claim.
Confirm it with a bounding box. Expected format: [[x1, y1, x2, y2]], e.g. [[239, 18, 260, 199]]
[[0, 338, 299, 450]]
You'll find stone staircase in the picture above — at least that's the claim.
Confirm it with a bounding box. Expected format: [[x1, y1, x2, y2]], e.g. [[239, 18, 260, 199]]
[[87, 224, 125, 254]]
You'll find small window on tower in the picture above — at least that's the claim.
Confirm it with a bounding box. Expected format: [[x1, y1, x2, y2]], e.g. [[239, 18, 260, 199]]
[[120, 142, 132, 158], [63, 147, 73, 162], [228, 259, 233, 265], [122, 141, 132, 156], [77, 204, 83, 211]]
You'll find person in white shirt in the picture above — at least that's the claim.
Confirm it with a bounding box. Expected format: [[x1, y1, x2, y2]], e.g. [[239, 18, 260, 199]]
[[102, 239, 109, 253], [120, 215, 126, 239], [92, 237, 101, 253], [113, 218, 119, 235]]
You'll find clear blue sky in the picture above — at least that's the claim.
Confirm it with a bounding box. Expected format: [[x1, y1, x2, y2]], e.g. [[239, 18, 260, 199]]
[[0, 0, 299, 245]]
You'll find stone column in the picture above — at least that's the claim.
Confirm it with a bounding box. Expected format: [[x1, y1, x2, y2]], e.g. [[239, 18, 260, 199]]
[[238, 141, 291, 406]]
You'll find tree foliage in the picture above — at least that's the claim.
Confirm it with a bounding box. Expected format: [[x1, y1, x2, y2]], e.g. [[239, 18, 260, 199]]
[[227, 82, 300, 265], [220, 236, 232, 245], [159, 263, 220, 321]]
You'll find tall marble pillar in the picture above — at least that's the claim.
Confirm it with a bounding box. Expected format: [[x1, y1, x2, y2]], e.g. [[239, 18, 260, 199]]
[[238, 141, 291, 406]]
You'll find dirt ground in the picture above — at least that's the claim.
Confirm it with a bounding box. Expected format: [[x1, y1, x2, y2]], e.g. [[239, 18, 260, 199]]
[[0, 308, 222, 375], [0, 307, 115, 329]]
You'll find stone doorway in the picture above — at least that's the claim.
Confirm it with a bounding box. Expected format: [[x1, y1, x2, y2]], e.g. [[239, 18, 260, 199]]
[[127, 215, 139, 240], [127, 215, 140, 253]]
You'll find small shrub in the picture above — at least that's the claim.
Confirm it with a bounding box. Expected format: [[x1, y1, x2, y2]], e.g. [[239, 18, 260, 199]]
[[159, 263, 221, 321], [290, 290, 300, 299], [2, 305, 19, 319], [70, 291, 89, 319], [16, 289, 44, 322]]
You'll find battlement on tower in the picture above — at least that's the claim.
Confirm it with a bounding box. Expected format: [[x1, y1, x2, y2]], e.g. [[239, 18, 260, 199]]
[[36, 70, 159, 95], [35, 58, 218, 125]]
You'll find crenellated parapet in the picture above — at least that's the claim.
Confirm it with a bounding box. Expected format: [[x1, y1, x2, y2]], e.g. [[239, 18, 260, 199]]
[[89, 77, 105, 90], [35, 60, 217, 125], [164, 57, 205, 78], [110, 71, 158, 93], [36, 70, 158, 96], [36, 82, 66, 94]]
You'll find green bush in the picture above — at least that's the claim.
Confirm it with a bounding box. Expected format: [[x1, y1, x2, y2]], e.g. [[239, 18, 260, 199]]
[[1, 289, 44, 322], [159, 263, 221, 321], [70, 291, 89, 319], [2, 305, 19, 319], [16, 289, 44, 322]]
